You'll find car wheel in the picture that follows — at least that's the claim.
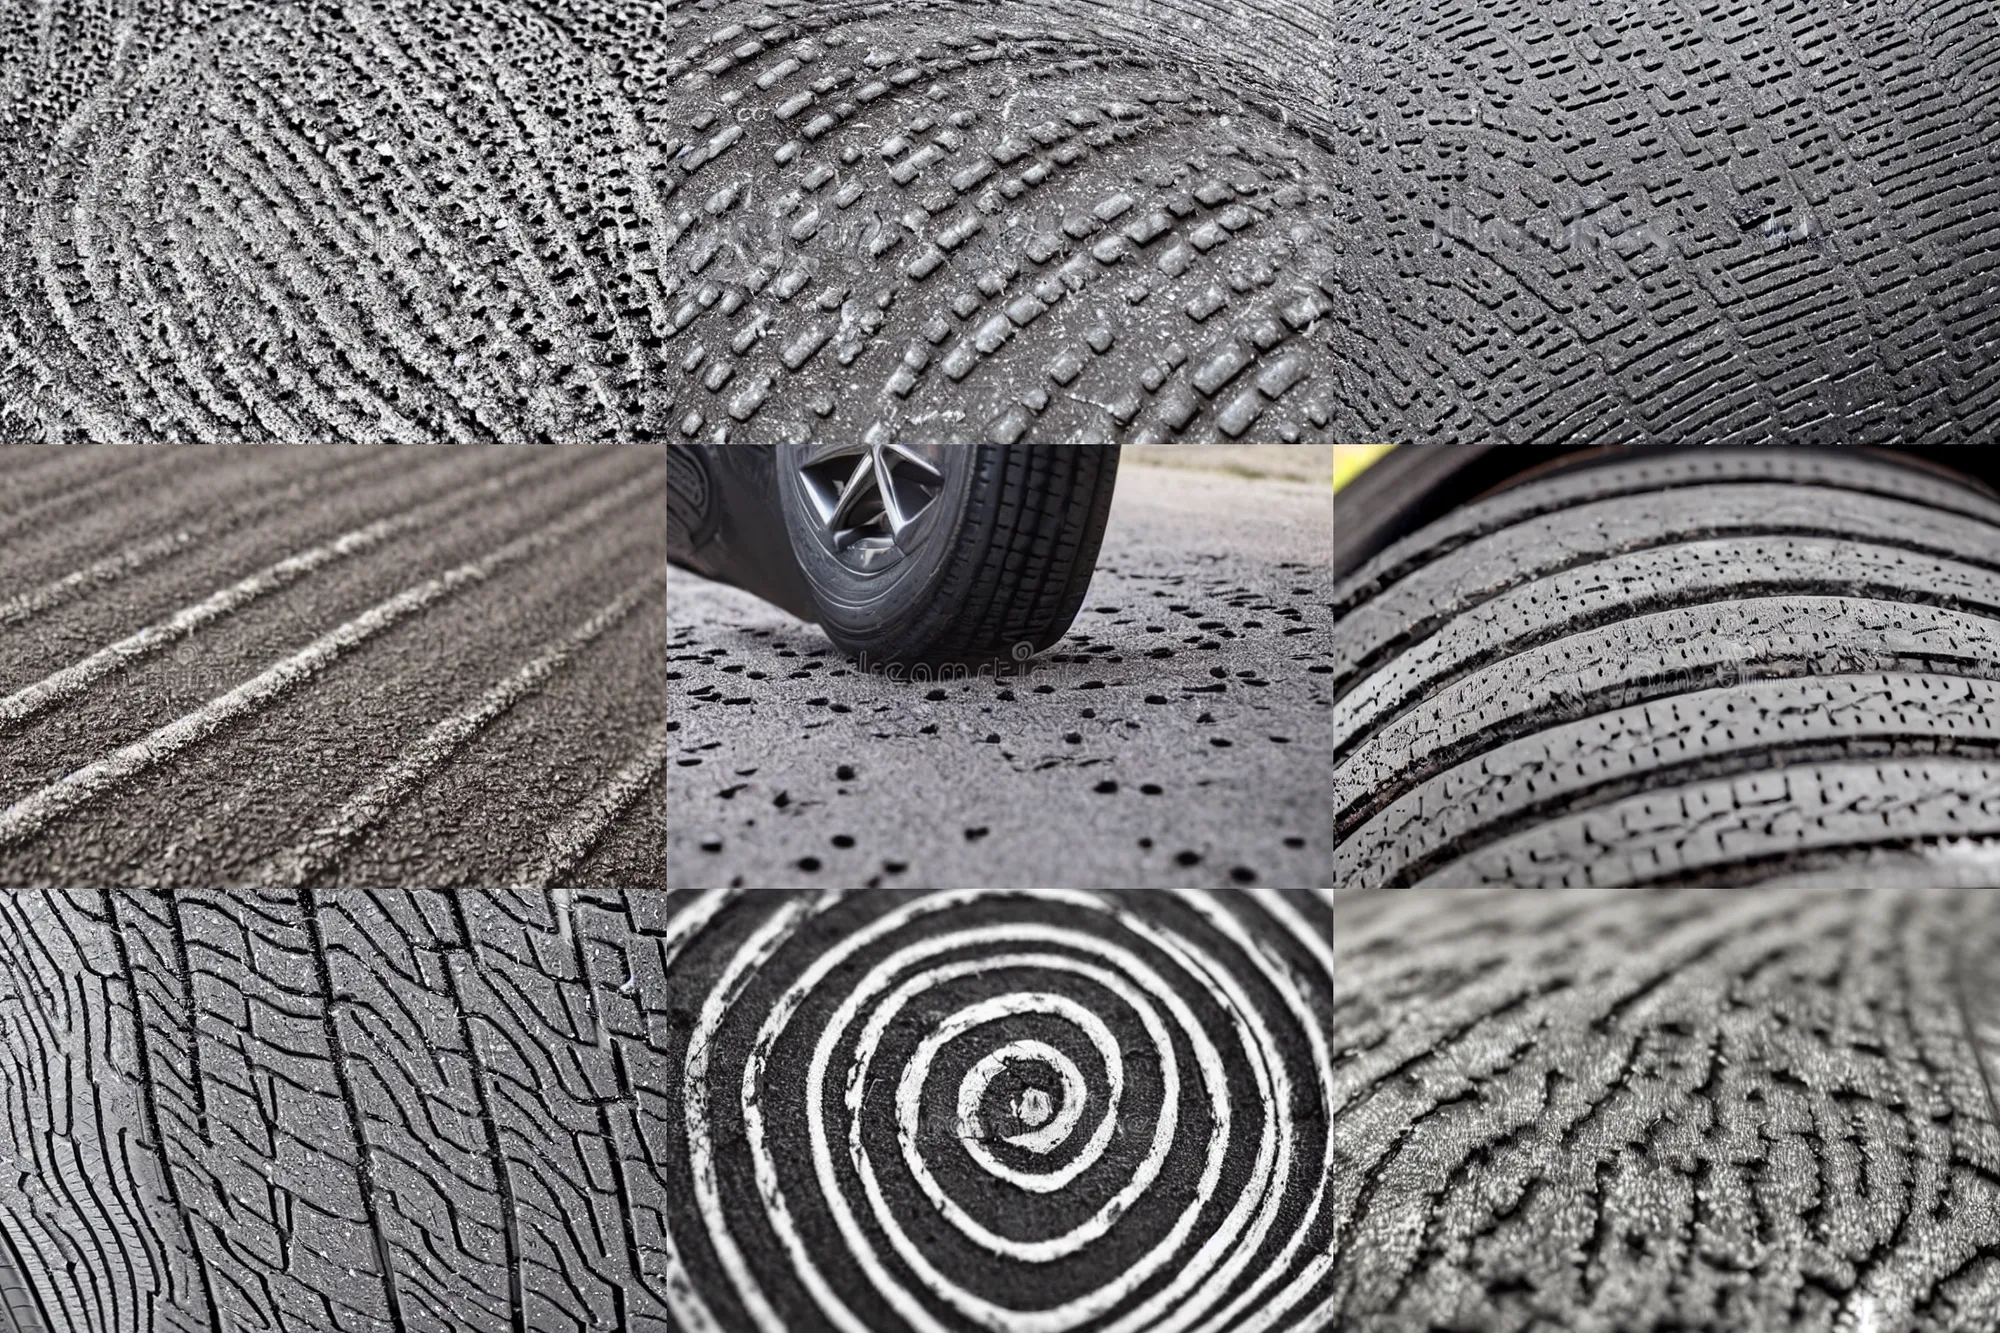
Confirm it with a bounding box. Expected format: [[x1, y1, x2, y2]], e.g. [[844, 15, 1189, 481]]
[[776, 442, 1122, 667]]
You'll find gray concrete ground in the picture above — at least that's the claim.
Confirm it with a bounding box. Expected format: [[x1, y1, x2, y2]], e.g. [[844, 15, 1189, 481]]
[[1126, 444, 1336, 483], [668, 456, 1333, 889]]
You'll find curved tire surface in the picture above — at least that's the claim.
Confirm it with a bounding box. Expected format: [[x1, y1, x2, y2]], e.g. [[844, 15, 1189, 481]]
[[1332, 446, 2000, 888], [778, 442, 1122, 664]]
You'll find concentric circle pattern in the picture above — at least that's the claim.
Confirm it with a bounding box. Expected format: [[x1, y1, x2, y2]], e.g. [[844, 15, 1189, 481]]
[[660, 888, 1335, 1333]]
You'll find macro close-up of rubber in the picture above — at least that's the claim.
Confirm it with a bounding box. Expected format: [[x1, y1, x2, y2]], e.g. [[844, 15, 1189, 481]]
[[1331, 886, 2000, 1333], [7, 0, 2000, 443], [1334, 446, 2000, 888]]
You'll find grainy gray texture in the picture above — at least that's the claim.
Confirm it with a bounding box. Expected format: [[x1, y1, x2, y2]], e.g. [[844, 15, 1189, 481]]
[[5, 1, 1998, 442], [668, 460, 1333, 888], [1332, 887, 2000, 1333], [0, 443, 667, 887], [1127, 445, 1333, 483]]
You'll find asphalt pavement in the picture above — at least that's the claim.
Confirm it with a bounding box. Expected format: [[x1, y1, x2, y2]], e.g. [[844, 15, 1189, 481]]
[[0, 444, 668, 888], [667, 454, 1333, 889]]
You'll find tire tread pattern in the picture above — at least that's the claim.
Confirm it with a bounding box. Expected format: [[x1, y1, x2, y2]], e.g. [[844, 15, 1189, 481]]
[[0, 887, 726, 1333], [1332, 447, 2000, 888]]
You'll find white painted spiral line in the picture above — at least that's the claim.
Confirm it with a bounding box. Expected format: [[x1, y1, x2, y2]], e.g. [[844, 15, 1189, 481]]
[[663, 888, 1334, 1333], [955, 1037, 1093, 1163], [876, 963, 1168, 1264]]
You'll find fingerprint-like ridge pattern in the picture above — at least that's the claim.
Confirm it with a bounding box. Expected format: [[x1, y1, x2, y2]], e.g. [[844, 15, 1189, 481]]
[[11, 0, 2000, 442], [665, 888, 1335, 1333]]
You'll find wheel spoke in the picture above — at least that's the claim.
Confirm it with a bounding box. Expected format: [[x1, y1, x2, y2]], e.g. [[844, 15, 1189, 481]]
[[796, 440, 869, 470], [795, 440, 943, 567], [827, 451, 879, 532], [881, 441, 946, 480]]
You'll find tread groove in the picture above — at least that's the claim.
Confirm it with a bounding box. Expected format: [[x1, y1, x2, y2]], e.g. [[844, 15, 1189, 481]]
[[1334, 516, 2000, 706], [444, 890, 530, 1333], [1334, 448, 2000, 890], [1335, 657, 2000, 841], [100, 890, 222, 1333], [1336, 582, 2000, 770], [299, 883, 409, 1333], [1377, 734, 2000, 891]]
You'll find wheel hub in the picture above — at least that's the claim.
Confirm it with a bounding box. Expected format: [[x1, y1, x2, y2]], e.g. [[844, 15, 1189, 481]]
[[796, 442, 946, 572]]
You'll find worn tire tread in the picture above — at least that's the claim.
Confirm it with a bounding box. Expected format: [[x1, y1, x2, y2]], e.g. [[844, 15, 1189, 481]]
[[1332, 447, 2000, 888]]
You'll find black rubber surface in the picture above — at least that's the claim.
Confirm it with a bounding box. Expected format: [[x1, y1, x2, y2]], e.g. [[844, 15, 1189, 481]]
[[1333, 446, 1558, 583], [8, 2, 1998, 443], [1335, 448, 2000, 583], [1332, 886, 2000, 1332], [0, 887, 1334, 1333], [780, 443, 1123, 664], [0, 1233, 49, 1333], [1332, 446, 2000, 888]]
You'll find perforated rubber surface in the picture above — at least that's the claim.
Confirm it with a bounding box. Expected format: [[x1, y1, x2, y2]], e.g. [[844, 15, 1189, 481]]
[[1332, 447, 2000, 888], [672, 459, 1334, 890]]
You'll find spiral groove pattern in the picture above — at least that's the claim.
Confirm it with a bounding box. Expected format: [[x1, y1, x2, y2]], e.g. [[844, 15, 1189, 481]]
[[661, 888, 1334, 1333]]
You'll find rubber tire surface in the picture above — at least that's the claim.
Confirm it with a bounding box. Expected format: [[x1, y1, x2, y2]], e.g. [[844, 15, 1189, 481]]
[[7, 1, 2000, 443], [1332, 446, 2000, 888], [0, 1237, 48, 1333], [1332, 887, 2000, 1333], [777, 442, 1121, 665]]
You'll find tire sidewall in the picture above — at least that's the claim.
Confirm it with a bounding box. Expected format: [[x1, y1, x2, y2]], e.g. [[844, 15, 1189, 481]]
[[776, 442, 980, 656]]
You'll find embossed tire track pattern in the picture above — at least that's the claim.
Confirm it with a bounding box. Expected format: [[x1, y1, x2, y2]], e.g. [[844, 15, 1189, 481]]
[[0, 888, 1334, 1333], [0, 443, 668, 888], [1331, 447, 2000, 888], [1331, 887, 2000, 1332], [7, 0, 2000, 443]]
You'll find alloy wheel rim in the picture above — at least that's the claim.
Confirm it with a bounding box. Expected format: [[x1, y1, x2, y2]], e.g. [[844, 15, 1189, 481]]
[[795, 442, 947, 572]]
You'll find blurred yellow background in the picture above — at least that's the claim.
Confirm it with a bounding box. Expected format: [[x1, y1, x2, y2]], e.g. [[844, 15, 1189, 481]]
[[1333, 444, 1395, 493]]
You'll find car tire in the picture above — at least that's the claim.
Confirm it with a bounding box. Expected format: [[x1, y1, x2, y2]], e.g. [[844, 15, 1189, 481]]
[[1333, 445, 2000, 888], [776, 442, 1121, 667]]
